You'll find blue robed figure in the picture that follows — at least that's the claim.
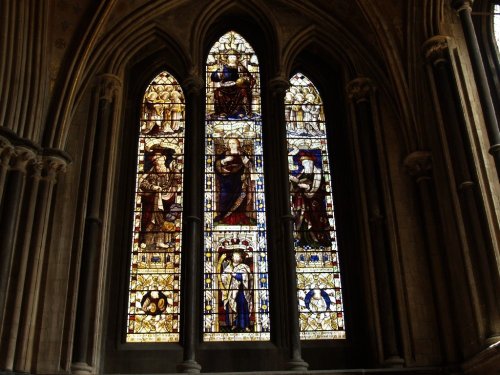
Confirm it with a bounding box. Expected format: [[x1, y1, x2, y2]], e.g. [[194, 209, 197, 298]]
[[221, 250, 253, 331]]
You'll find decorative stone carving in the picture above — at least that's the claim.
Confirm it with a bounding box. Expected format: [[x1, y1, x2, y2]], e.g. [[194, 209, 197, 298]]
[[11, 147, 37, 173], [346, 77, 375, 103], [28, 158, 44, 180], [42, 155, 68, 183], [98, 73, 122, 103], [422, 35, 450, 65], [404, 151, 432, 182]]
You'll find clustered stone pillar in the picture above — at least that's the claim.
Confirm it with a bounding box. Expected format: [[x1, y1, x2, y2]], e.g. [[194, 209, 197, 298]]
[[72, 74, 122, 374], [0, 145, 37, 336], [451, 0, 500, 178], [269, 75, 309, 372], [346, 78, 404, 367], [14, 154, 68, 373], [423, 35, 500, 346], [403, 152, 457, 361], [0, 134, 69, 373], [1, 157, 42, 370], [177, 72, 204, 373]]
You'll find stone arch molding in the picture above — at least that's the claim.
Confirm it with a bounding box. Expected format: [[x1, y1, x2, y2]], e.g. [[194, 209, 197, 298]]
[[46, 0, 191, 151], [47, 0, 416, 153]]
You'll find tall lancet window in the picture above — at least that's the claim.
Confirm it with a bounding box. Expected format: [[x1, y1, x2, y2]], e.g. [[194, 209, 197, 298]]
[[203, 31, 270, 341], [126, 71, 185, 342], [285, 73, 346, 340]]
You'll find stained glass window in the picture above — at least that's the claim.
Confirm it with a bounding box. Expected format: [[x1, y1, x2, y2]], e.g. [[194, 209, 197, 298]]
[[285, 73, 346, 340], [203, 31, 270, 341], [494, 4, 500, 53], [126, 71, 185, 342]]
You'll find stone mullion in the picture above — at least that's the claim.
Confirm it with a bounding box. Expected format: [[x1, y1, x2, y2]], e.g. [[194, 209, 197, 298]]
[[177, 73, 204, 374], [403, 152, 457, 362], [269, 76, 309, 372], [71, 74, 121, 374], [347, 78, 404, 367], [0, 158, 42, 371], [0, 146, 36, 340], [13, 155, 67, 373], [452, 0, 500, 178], [423, 35, 500, 346]]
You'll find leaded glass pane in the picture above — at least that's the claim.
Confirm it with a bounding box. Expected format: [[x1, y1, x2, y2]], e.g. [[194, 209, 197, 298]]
[[203, 31, 270, 342], [126, 71, 185, 342], [286, 73, 346, 340]]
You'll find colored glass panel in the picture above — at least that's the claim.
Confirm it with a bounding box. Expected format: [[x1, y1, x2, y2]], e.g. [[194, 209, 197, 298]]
[[126, 71, 185, 342], [203, 31, 270, 342], [286, 73, 346, 340]]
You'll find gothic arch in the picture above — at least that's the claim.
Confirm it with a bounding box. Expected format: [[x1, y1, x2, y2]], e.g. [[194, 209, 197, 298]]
[[191, 0, 280, 72], [45, 0, 191, 150]]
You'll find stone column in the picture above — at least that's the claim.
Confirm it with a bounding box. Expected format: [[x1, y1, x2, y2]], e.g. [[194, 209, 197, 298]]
[[0, 158, 42, 371], [269, 76, 309, 371], [0, 136, 14, 202], [0, 146, 36, 337], [13, 154, 68, 373], [72, 74, 121, 374], [346, 78, 404, 367], [177, 72, 204, 374], [403, 151, 457, 361], [451, 0, 500, 178], [423, 36, 500, 346]]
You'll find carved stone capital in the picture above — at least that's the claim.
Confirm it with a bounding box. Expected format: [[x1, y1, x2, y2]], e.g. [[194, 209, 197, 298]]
[[42, 155, 68, 182], [98, 73, 122, 102], [268, 75, 290, 97], [346, 78, 375, 103], [182, 70, 204, 96], [404, 151, 432, 181], [0, 136, 15, 167], [28, 158, 44, 180], [451, 0, 473, 13], [422, 35, 450, 65], [11, 146, 37, 173]]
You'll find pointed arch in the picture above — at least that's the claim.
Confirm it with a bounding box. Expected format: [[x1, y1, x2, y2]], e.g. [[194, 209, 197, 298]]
[[285, 72, 346, 340], [125, 70, 186, 343], [203, 31, 271, 342]]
